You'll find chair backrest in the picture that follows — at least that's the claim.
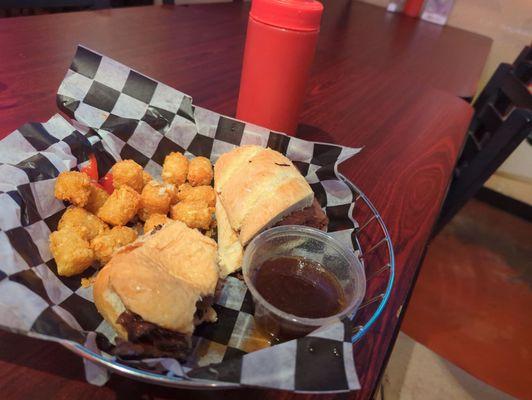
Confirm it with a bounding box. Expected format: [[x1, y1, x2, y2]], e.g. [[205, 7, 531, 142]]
[[435, 48, 532, 234], [0, 0, 109, 9], [153, 1, 233, 5]]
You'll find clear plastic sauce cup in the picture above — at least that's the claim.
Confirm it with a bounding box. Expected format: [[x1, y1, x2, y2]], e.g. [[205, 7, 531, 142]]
[[243, 225, 366, 341]]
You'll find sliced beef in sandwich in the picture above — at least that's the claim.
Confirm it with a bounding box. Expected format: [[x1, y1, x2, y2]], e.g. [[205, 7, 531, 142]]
[[114, 311, 190, 359], [274, 198, 329, 230]]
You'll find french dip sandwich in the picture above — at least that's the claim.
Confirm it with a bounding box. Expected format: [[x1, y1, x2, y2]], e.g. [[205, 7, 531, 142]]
[[94, 220, 219, 358], [215, 145, 328, 276]]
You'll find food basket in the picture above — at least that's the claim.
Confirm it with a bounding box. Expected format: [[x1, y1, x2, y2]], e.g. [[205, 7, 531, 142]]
[[0, 46, 394, 392], [64, 176, 394, 389]]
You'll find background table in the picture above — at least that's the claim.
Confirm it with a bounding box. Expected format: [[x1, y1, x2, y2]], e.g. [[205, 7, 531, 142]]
[[0, 1, 490, 399]]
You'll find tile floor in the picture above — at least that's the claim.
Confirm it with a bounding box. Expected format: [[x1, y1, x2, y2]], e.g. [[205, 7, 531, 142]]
[[385, 199, 531, 399], [377, 332, 515, 400]]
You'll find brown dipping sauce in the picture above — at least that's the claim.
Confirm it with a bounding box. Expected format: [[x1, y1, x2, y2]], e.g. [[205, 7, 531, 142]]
[[253, 256, 345, 318]]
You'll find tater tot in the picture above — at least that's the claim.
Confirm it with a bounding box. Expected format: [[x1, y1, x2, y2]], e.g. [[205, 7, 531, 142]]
[[97, 186, 141, 226], [54, 171, 91, 207], [187, 156, 213, 186], [170, 200, 213, 230], [138, 181, 172, 221], [111, 159, 144, 192], [91, 226, 138, 264], [164, 183, 179, 205], [85, 184, 110, 214], [142, 171, 153, 188], [49, 227, 94, 276], [177, 183, 215, 207], [162, 152, 189, 186], [58, 206, 108, 240], [130, 222, 144, 236], [144, 213, 172, 233]]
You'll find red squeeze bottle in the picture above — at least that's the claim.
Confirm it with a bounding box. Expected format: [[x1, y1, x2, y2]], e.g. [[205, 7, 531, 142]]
[[403, 0, 425, 18], [236, 0, 324, 136]]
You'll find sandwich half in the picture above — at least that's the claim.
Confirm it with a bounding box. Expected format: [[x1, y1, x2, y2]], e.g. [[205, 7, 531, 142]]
[[214, 145, 328, 276], [93, 220, 219, 358]]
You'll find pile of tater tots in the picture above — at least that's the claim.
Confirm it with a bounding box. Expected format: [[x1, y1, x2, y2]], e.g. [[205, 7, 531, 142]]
[[49, 152, 215, 277]]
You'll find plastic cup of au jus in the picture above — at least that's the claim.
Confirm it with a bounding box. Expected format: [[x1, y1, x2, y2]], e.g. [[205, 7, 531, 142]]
[[243, 226, 366, 341]]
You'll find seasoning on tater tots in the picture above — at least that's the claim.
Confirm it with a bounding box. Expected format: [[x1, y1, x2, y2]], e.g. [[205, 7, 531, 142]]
[[142, 170, 153, 188], [165, 183, 179, 205], [85, 183, 110, 214], [97, 185, 141, 226], [177, 183, 215, 207], [91, 226, 138, 264], [144, 213, 172, 234], [49, 227, 94, 277], [48, 151, 219, 278], [138, 181, 172, 221], [58, 206, 108, 241], [111, 159, 144, 192], [54, 171, 91, 207], [170, 200, 213, 230], [187, 156, 213, 186], [162, 152, 189, 186]]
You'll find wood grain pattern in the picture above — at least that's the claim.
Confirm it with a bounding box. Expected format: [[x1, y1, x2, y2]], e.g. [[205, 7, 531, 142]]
[[0, 1, 481, 399], [0, 1, 490, 136]]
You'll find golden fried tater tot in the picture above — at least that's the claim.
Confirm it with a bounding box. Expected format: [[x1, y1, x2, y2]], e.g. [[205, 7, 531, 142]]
[[54, 171, 91, 207], [91, 226, 138, 264], [138, 181, 172, 221], [142, 171, 153, 188], [49, 227, 94, 276], [130, 222, 144, 236], [85, 184, 110, 214], [81, 275, 97, 288], [111, 159, 144, 192], [204, 228, 215, 238], [97, 186, 141, 226], [162, 152, 189, 186], [144, 213, 172, 234], [164, 183, 179, 205], [170, 200, 213, 230], [177, 183, 215, 207], [187, 156, 213, 186], [58, 206, 108, 241]]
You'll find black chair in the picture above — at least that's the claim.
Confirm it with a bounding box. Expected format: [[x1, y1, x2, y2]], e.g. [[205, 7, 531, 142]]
[[435, 47, 532, 234], [0, 0, 109, 6], [0, 0, 111, 16], [513, 47, 532, 146]]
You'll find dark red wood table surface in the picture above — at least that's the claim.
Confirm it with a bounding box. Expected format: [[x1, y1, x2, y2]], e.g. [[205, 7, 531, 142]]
[[0, 1, 488, 399]]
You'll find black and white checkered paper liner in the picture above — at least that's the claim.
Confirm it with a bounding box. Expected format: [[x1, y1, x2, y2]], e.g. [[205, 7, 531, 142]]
[[0, 46, 362, 392]]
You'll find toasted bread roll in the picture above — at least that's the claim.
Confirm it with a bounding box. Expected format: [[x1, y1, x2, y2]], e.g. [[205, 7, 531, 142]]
[[93, 220, 219, 343], [93, 251, 200, 339], [214, 145, 313, 246], [215, 194, 243, 277]]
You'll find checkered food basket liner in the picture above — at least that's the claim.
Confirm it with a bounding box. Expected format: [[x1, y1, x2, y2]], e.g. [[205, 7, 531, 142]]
[[0, 46, 363, 392]]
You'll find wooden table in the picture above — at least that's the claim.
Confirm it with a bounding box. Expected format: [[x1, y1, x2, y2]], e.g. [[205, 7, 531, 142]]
[[0, 2, 489, 399]]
